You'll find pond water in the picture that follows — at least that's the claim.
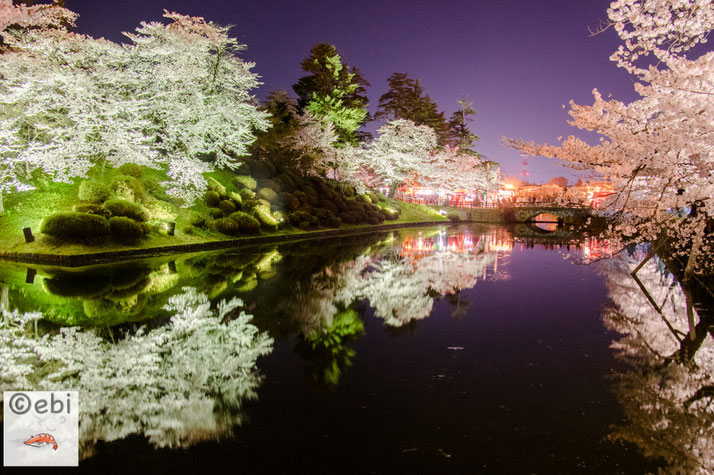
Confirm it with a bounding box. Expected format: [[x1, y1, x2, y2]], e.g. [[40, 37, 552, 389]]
[[1, 223, 712, 473]]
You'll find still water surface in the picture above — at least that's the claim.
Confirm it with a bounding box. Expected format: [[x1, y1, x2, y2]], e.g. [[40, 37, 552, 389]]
[[1, 224, 711, 473]]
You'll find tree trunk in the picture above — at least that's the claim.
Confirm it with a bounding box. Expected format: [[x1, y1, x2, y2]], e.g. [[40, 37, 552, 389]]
[[389, 183, 398, 198], [683, 222, 704, 283]]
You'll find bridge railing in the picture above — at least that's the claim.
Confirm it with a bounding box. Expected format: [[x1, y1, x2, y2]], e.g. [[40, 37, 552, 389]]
[[508, 202, 591, 209]]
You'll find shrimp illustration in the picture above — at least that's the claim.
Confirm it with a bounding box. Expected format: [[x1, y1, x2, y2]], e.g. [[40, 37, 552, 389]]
[[23, 433, 58, 451]]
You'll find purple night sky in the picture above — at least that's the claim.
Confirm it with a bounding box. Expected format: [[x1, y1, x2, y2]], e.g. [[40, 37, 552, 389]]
[[65, 0, 640, 184]]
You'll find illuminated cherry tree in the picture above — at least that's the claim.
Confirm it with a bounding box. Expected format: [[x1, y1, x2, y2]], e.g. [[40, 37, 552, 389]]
[[506, 0, 714, 273], [1, 9, 269, 207], [361, 119, 438, 196], [0, 0, 76, 36], [421, 145, 490, 194]]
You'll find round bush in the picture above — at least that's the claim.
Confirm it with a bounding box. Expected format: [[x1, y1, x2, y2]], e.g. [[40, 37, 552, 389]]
[[229, 191, 243, 207], [277, 173, 296, 192], [111, 175, 146, 202], [206, 177, 227, 196], [78, 180, 111, 203], [109, 216, 146, 243], [238, 188, 256, 200], [41, 212, 110, 244], [189, 211, 207, 228], [118, 163, 142, 177], [234, 175, 258, 190], [182, 225, 195, 235], [252, 207, 278, 229], [104, 199, 149, 222], [205, 191, 221, 207], [73, 203, 111, 218], [214, 218, 240, 236], [293, 190, 307, 204], [282, 192, 300, 211], [258, 187, 279, 204], [219, 199, 237, 214], [245, 159, 272, 179], [231, 212, 260, 234], [326, 216, 342, 228], [317, 200, 339, 215], [209, 208, 224, 219]]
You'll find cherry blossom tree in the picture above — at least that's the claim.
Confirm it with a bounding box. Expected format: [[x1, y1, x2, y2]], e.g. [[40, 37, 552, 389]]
[[505, 0, 714, 275], [1, 9, 269, 207], [361, 119, 437, 196], [421, 145, 490, 195], [0, 0, 76, 40]]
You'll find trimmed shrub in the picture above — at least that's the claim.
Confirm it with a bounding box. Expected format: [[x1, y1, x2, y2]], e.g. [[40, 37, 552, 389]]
[[143, 198, 176, 220], [289, 211, 319, 229], [238, 188, 256, 200], [253, 206, 278, 230], [41, 212, 110, 244], [282, 192, 300, 211], [78, 180, 111, 203], [73, 203, 111, 218], [206, 177, 227, 196], [118, 163, 142, 177], [230, 212, 261, 234], [219, 199, 237, 214], [209, 208, 224, 219], [182, 225, 195, 235], [189, 211, 207, 228], [356, 194, 371, 204], [246, 159, 274, 179], [257, 187, 279, 204], [293, 190, 307, 204], [229, 191, 243, 207], [277, 173, 296, 192], [214, 217, 240, 236], [235, 174, 258, 190], [109, 216, 146, 243], [301, 185, 318, 205], [272, 210, 286, 228], [447, 212, 461, 223], [317, 200, 339, 215], [368, 192, 380, 203], [261, 179, 282, 193], [380, 208, 400, 221], [325, 216, 342, 228], [104, 199, 149, 222], [111, 175, 146, 202], [205, 191, 221, 207], [376, 192, 387, 202]]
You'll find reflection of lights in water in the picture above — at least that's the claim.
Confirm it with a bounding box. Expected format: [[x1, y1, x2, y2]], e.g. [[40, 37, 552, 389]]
[[583, 245, 591, 260]]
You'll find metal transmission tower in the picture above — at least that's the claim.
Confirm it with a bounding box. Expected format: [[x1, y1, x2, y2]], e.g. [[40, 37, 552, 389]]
[[520, 153, 530, 177]]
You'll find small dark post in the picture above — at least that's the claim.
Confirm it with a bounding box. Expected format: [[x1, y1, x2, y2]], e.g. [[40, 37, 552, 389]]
[[23, 227, 34, 243], [168, 261, 177, 274], [167, 222, 176, 236], [25, 268, 36, 284]]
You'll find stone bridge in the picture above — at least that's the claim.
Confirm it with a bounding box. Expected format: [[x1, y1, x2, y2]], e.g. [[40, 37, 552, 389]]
[[502, 203, 594, 224]]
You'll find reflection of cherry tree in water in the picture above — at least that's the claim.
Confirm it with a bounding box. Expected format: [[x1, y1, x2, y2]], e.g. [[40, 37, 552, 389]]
[[0, 288, 273, 459], [602, 251, 714, 472]]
